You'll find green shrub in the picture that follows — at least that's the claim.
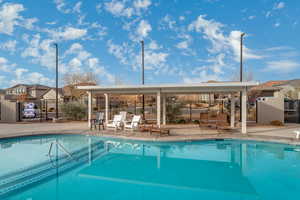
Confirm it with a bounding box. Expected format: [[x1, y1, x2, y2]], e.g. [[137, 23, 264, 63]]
[[175, 119, 186, 124], [193, 120, 200, 124], [167, 103, 182, 123], [60, 102, 87, 120]]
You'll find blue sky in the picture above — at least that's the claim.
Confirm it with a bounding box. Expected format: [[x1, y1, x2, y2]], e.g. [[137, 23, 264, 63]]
[[0, 0, 299, 88]]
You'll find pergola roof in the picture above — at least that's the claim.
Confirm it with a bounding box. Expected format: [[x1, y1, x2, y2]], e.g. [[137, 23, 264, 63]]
[[77, 81, 259, 94]]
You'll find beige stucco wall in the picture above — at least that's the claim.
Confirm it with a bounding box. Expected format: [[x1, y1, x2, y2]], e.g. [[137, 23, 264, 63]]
[[42, 89, 63, 100], [0, 99, 18, 122], [257, 95, 284, 124]]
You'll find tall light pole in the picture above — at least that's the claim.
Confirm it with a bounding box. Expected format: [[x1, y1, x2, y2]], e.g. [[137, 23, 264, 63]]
[[140, 40, 145, 120], [54, 43, 59, 120], [240, 33, 245, 121]]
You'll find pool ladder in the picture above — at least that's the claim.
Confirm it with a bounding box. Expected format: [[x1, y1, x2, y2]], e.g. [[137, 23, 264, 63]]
[[47, 141, 77, 161]]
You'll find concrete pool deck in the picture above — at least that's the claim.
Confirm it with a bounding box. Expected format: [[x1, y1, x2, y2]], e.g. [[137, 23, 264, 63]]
[[1, 122, 300, 145]]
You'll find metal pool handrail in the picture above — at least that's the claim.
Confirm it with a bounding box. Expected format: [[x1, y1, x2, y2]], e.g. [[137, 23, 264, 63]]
[[48, 141, 77, 161]]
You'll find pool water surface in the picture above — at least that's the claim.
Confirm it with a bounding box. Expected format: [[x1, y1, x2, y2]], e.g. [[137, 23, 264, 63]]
[[1, 134, 300, 200]]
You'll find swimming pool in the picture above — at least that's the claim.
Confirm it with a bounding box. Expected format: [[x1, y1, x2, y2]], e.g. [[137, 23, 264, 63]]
[[1, 135, 300, 200]]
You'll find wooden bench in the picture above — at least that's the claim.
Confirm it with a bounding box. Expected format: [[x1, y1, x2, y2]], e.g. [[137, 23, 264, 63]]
[[139, 125, 170, 136]]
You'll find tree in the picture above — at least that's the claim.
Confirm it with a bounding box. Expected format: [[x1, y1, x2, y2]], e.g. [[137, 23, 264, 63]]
[[231, 69, 255, 81], [62, 72, 99, 102], [63, 71, 100, 85]]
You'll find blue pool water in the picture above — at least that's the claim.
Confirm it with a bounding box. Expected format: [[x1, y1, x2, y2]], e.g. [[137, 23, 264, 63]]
[[1, 135, 300, 200]]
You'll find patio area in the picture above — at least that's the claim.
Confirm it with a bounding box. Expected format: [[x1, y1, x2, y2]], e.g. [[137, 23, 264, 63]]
[[77, 81, 260, 134], [1, 122, 300, 145]]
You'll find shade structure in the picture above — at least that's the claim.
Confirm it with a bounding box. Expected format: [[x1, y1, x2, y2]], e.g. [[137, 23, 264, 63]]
[[77, 81, 259, 134]]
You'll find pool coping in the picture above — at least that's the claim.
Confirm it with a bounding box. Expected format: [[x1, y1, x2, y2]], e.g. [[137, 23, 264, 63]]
[[1, 129, 300, 146]]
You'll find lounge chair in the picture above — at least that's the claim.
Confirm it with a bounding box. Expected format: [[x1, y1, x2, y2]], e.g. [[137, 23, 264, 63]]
[[106, 115, 123, 131], [124, 115, 141, 131], [119, 111, 127, 123], [294, 131, 300, 139], [90, 112, 105, 130]]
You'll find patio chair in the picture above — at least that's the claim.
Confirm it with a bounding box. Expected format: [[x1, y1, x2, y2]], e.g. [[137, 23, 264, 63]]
[[106, 115, 123, 131], [294, 131, 300, 139], [124, 115, 141, 131], [119, 111, 127, 123], [90, 112, 105, 130]]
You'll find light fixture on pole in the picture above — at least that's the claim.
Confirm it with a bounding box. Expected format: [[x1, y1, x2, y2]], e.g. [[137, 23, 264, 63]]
[[240, 33, 245, 121], [140, 40, 145, 120], [53, 43, 59, 120]]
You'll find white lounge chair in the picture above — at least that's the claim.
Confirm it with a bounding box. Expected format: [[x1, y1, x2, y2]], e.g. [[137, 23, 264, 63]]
[[106, 115, 123, 130], [294, 131, 300, 139], [119, 111, 127, 123], [124, 115, 141, 131]]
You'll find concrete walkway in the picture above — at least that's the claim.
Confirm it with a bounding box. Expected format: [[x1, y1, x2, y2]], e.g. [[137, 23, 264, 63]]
[[0, 122, 87, 138], [1, 122, 300, 145]]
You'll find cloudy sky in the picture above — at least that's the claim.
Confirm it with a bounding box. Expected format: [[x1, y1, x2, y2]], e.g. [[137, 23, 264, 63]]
[[0, 0, 299, 88]]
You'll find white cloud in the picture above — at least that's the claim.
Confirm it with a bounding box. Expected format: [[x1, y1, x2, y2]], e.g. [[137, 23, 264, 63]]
[[176, 41, 189, 49], [133, 0, 151, 10], [46, 21, 57, 25], [0, 75, 6, 85], [96, 3, 102, 13], [107, 40, 130, 65], [183, 70, 220, 83], [21, 34, 56, 70], [73, 1, 82, 13], [248, 16, 256, 20], [187, 15, 263, 81], [266, 2, 285, 19], [54, 0, 71, 13], [188, 15, 227, 53], [46, 27, 87, 41], [104, 0, 151, 18], [0, 3, 24, 35], [15, 68, 28, 79], [58, 27, 87, 40], [63, 42, 114, 83], [159, 15, 176, 30], [265, 60, 299, 73], [65, 42, 91, 61], [11, 69, 54, 86], [274, 2, 285, 10], [0, 57, 15, 72], [179, 16, 185, 21], [0, 40, 17, 54], [148, 40, 160, 50], [107, 40, 169, 73], [136, 20, 151, 38], [143, 51, 168, 70], [87, 58, 115, 83], [228, 30, 263, 61], [265, 11, 272, 18], [274, 22, 280, 27], [189, 15, 262, 60], [69, 57, 82, 71], [104, 0, 133, 18]]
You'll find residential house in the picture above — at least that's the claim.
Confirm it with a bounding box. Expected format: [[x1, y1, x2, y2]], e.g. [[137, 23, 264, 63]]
[[0, 84, 50, 122], [250, 80, 287, 124], [4, 84, 50, 101], [274, 79, 300, 100]]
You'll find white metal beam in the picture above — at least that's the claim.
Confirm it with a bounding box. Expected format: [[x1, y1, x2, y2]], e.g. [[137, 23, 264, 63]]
[[162, 94, 166, 125], [88, 91, 92, 128], [241, 89, 247, 134], [230, 94, 235, 128], [157, 91, 161, 127], [104, 93, 109, 123]]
